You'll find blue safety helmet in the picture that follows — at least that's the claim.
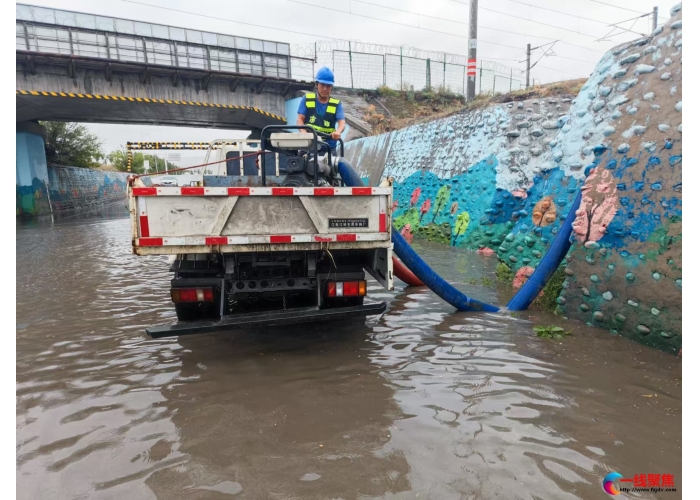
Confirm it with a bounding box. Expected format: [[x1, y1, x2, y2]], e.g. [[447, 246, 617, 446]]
[[315, 66, 335, 85]]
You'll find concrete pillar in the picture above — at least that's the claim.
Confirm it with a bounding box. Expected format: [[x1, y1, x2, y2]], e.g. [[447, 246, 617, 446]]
[[16, 122, 51, 217]]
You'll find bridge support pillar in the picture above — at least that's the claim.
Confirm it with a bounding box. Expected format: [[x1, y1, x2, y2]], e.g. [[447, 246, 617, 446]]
[[16, 122, 51, 217]]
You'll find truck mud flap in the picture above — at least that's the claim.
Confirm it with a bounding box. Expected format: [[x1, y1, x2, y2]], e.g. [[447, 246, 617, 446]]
[[146, 302, 387, 338]]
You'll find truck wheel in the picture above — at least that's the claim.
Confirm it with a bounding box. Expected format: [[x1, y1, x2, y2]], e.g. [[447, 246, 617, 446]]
[[175, 303, 219, 322]]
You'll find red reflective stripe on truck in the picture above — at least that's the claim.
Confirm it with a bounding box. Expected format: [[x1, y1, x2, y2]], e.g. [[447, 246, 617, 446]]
[[379, 213, 387, 232], [352, 187, 372, 195], [228, 187, 250, 196], [270, 235, 292, 243], [336, 234, 357, 242], [314, 187, 335, 196], [139, 215, 150, 237], [181, 187, 205, 195], [205, 237, 228, 245], [133, 187, 157, 196], [271, 187, 294, 196], [138, 237, 163, 246]]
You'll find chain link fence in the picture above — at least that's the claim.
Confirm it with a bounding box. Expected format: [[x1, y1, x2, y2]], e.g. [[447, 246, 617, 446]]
[[292, 41, 526, 98]]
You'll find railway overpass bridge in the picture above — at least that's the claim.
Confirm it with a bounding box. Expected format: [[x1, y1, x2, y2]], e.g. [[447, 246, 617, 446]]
[[15, 3, 315, 215], [16, 3, 315, 129]]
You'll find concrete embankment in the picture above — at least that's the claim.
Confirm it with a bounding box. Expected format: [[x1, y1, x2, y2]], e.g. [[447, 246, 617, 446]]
[[345, 3, 682, 354]]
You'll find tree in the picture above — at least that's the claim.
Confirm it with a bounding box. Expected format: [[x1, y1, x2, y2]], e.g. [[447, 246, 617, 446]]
[[107, 146, 178, 174], [41, 122, 104, 168]]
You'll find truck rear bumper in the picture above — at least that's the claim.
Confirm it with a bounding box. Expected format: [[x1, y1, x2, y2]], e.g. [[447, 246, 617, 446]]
[[146, 302, 387, 338]]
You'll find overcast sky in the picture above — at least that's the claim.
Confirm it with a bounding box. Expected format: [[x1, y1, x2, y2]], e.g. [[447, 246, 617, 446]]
[[21, 0, 679, 163]]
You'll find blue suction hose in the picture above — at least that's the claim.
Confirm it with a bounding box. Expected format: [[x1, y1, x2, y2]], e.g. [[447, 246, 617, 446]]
[[336, 157, 578, 313], [338, 158, 499, 312], [505, 191, 582, 310]]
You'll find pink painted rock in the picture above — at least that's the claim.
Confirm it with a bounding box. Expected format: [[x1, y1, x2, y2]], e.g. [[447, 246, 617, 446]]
[[512, 266, 536, 289], [511, 189, 528, 199], [573, 169, 618, 243], [477, 247, 496, 257], [400, 224, 413, 244], [410, 188, 421, 206]]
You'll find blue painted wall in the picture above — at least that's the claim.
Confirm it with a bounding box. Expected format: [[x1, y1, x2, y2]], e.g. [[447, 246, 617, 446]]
[[16, 131, 50, 216]]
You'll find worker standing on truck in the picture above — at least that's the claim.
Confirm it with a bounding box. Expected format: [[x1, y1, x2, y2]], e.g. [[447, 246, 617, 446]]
[[297, 67, 346, 155]]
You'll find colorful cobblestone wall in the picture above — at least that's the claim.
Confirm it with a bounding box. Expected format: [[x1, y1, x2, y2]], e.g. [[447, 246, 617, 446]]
[[47, 165, 129, 212], [344, 4, 682, 354]]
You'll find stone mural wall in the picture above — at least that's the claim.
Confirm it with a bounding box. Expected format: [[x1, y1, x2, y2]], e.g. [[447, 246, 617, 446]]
[[16, 130, 51, 217], [344, 4, 682, 354], [47, 165, 129, 212]]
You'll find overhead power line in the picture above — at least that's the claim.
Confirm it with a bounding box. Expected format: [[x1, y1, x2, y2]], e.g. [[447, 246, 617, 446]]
[[287, 0, 472, 38], [589, 0, 646, 14], [506, 0, 615, 26], [352, 0, 467, 26], [350, 0, 605, 54], [479, 6, 602, 39], [537, 64, 585, 76], [123, 0, 345, 41]]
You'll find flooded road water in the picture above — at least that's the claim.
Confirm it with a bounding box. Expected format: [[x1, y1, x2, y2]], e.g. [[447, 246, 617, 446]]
[[17, 208, 681, 499]]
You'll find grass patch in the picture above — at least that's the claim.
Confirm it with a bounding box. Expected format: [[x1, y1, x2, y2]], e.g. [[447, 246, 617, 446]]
[[532, 266, 566, 313], [496, 262, 514, 283], [534, 325, 571, 339], [463, 276, 496, 288]]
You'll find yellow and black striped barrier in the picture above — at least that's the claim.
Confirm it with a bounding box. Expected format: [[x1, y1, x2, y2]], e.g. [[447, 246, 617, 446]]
[[15, 89, 287, 122], [126, 141, 241, 150], [125, 141, 256, 172]]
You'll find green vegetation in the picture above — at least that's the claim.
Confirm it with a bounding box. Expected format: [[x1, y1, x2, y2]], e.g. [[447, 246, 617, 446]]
[[415, 222, 452, 244], [534, 325, 571, 339], [496, 262, 514, 283], [432, 185, 451, 223], [393, 207, 421, 231], [41, 121, 104, 168], [533, 266, 567, 313], [107, 146, 178, 174], [377, 85, 398, 98], [463, 276, 496, 288], [466, 93, 493, 110], [452, 212, 470, 246]]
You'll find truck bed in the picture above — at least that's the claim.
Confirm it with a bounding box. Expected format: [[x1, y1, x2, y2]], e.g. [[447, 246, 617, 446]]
[[129, 182, 392, 255]]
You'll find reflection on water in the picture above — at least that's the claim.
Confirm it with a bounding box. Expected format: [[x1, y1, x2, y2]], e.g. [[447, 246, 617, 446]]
[[17, 216, 681, 499]]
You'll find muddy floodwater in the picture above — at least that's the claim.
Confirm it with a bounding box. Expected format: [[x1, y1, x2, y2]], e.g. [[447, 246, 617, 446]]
[[17, 207, 681, 499]]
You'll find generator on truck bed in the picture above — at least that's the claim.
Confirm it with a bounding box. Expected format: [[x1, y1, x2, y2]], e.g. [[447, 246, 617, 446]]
[[128, 126, 393, 338]]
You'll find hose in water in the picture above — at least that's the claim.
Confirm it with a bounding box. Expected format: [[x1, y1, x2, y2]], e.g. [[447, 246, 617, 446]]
[[392, 256, 424, 286], [337, 158, 499, 313], [336, 157, 578, 313]]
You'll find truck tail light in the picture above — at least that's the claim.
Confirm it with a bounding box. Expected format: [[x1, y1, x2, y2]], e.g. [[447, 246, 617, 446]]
[[171, 288, 214, 303], [327, 281, 366, 297]]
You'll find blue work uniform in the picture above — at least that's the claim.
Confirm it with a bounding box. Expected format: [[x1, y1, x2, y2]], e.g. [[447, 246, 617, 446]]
[[297, 93, 345, 150]]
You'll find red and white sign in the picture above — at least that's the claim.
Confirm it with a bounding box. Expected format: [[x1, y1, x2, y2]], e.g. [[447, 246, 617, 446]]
[[467, 58, 477, 77], [131, 186, 392, 197]]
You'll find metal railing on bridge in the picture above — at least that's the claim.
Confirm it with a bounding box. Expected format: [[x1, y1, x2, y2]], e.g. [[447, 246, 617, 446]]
[[15, 3, 314, 82]]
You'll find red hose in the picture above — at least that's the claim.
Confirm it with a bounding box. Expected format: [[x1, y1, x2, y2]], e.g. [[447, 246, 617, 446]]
[[393, 256, 424, 286]]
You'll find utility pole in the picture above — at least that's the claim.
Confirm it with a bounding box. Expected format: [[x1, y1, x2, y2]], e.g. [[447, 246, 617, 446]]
[[652, 6, 658, 31], [525, 43, 531, 89], [466, 0, 478, 100]]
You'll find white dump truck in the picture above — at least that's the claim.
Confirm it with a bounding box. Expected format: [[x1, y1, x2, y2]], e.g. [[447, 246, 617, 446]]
[[128, 127, 393, 337]]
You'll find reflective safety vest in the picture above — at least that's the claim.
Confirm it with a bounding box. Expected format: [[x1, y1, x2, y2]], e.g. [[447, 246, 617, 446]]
[[303, 93, 341, 134]]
